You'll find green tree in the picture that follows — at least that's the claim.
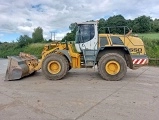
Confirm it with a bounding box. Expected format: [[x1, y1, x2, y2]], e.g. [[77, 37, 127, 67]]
[[61, 32, 75, 42], [106, 15, 127, 26], [61, 23, 77, 42], [132, 15, 151, 33], [126, 19, 133, 29], [32, 27, 44, 43], [98, 18, 106, 33], [106, 15, 127, 34], [17, 35, 32, 47], [152, 19, 159, 32]]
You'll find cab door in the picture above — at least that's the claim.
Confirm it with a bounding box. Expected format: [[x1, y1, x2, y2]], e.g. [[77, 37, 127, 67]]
[[75, 22, 98, 52]]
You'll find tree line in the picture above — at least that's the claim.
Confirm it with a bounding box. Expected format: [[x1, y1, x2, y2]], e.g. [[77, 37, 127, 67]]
[[62, 14, 159, 41], [17, 27, 45, 47]]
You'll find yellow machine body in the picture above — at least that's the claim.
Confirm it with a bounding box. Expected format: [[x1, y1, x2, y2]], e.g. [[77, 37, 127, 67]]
[[98, 34, 146, 55], [5, 21, 148, 81]]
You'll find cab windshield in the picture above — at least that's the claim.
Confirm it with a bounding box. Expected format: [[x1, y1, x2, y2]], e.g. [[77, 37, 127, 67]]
[[75, 24, 95, 43]]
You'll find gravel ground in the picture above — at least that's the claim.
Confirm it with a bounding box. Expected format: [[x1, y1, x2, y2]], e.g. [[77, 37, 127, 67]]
[[0, 59, 159, 120]]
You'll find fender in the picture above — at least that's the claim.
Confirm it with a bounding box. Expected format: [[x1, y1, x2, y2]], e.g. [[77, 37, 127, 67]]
[[96, 46, 133, 69], [56, 50, 72, 63]]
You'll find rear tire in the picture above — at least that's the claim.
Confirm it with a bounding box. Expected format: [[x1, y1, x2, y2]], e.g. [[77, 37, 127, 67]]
[[42, 53, 68, 80], [98, 53, 127, 81]]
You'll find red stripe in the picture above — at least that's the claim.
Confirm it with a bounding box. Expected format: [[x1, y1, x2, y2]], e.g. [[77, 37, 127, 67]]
[[132, 59, 147, 64]]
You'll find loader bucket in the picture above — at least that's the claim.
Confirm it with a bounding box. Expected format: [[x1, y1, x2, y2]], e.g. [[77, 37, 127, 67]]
[[5, 52, 39, 81]]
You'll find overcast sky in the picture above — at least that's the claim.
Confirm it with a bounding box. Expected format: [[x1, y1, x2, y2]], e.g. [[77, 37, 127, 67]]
[[0, 0, 159, 42]]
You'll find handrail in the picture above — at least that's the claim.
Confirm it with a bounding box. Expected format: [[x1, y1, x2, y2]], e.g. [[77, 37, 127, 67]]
[[99, 26, 130, 35]]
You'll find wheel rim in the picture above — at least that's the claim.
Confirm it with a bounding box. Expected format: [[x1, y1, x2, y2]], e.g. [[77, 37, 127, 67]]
[[48, 61, 61, 74], [105, 61, 120, 75]]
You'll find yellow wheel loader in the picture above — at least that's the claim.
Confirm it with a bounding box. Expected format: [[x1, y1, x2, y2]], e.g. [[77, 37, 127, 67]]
[[5, 21, 148, 81]]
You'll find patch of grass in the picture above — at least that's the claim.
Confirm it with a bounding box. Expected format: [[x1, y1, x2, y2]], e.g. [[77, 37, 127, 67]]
[[138, 33, 159, 40], [142, 38, 159, 66], [0, 43, 23, 58], [0, 43, 46, 58], [136, 32, 159, 65], [23, 43, 45, 58]]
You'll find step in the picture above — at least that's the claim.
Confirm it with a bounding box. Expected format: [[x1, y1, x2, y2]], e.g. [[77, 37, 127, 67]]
[[85, 61, 94, 66], [85, 56, 96, 61], [83, 49, 98, 56]]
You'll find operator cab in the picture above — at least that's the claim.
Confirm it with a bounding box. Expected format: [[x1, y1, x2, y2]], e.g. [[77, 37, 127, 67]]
[[75, 21, 98, 52]]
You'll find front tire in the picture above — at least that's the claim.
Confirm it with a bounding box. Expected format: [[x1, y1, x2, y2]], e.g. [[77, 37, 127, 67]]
[[98, 53, 127, 81], [42, 53, 68, 80]]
